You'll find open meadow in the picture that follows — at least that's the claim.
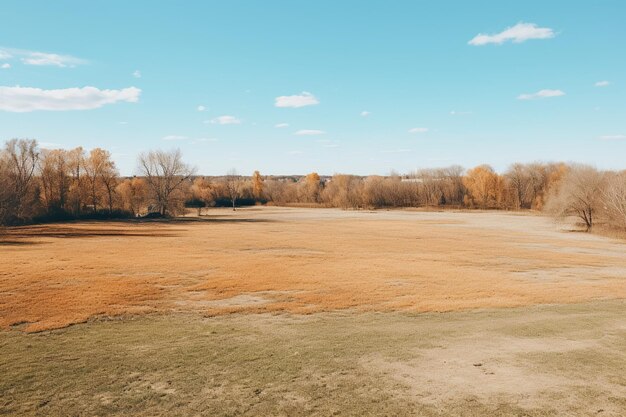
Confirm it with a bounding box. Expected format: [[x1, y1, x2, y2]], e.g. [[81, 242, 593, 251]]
[[1, 207, 626, 416]]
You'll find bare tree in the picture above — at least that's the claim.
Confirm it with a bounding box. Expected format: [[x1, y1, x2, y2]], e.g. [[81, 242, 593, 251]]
[[38, 149, 71, 214], [66, 147, 86, 216], [224, 169, 243, 211], [138, 149, 195, 216], [602, 171, 626, 229], [2, 139, 40, 223], [0, 151, 11, 227], [84, 148, 118, 213], [545, 164, 604, 230], [506, 163, 532, 209]]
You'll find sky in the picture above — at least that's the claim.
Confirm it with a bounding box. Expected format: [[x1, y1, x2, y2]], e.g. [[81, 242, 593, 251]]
[[0, 0, 625, 176]]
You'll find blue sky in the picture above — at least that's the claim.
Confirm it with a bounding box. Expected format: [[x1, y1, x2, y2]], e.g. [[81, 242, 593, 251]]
[[1, 0, 625, 175]]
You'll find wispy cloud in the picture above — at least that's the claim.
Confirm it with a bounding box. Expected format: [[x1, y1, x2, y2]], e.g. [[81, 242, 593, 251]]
[[517, 89, 565, 100], [274, 122, 289, 128], [0, 47, 87, 67], [1, 63, 9, 69], [275, 91, 319, 108], [361, 110, 371, 117], [197, 105, 206, 111], [133, 70, 141, 78], [295, 129, 325, 136], [450, 110, 472, 116], [598, 134, 626, 141], [409, 127, 429, 133], [24, 52, 85, 67], [594, 80, 610, 87], [0, 85, 141, 112], [468, 22, 555, 46], [162, 135, 187, 141], [208, 115, 241, 125]]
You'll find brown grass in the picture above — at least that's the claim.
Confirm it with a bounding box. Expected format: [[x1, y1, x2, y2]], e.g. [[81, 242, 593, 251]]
[[1, 207, 625, 332]]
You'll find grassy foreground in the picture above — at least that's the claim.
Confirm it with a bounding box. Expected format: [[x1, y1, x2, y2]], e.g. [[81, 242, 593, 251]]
[[2, 300, 625, 416]]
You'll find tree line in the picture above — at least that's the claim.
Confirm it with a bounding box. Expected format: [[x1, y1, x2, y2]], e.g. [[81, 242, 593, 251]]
[[1, 139, 625, 232]]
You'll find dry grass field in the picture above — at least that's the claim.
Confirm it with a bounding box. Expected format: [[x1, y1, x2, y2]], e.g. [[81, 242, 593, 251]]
[[1, 207, 626, 416]]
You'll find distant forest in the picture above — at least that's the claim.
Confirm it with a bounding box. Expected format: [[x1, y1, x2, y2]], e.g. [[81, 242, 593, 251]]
[[1, 139, 625, 233]]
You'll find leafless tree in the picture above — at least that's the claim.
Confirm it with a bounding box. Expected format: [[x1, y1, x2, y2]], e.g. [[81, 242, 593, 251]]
[[602, 171, 626, 229], [545, 164, 605, 230], [2, 139, 40, 223], [224, 169, 243, 211], [84, 148, 118, 213], [138, 149, 195, 216]]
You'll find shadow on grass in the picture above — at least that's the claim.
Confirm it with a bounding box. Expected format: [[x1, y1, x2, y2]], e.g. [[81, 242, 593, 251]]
[[0, 216, 274, 244], [0, 240, 42, 246]]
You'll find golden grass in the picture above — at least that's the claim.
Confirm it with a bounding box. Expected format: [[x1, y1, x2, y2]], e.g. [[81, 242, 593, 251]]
[[1, 208, 625, 332]]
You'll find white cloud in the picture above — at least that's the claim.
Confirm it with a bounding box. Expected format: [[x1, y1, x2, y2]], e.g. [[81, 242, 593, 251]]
[[517, 89, 565, 100], [162, 135, 187, 141], [197, 105, 206, 111], [22, 52, 85, 67], [295, 129, 325, 136], [274, 122, 289, 128], [468, 22, 555, 46], [1, 63, 10, 69], [409, 127, 429, 133], [133, 70, 141, 78], [0, 47, 86, 67], [595, 80, 610, 87], [0, 85, 141, 112], [209, 115, 241, 125], [275, 91, 319, 108], [598, 135, 626, 141], [361, 110, 371, 117]]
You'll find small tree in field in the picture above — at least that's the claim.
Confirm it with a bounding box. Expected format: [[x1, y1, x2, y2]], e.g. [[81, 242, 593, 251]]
[[138, 149, 195, 216], [545, 164, 604, 231], [224, 169, 243, 211]]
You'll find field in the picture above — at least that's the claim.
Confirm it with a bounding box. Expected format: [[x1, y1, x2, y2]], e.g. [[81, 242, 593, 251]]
[[1, 207, 626, 416]]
